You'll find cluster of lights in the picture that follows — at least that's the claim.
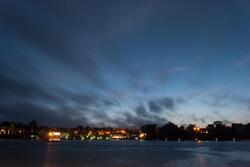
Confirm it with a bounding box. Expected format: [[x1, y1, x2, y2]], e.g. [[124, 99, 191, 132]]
[[193, 127, 201, 132], [44, 129, 146, 141], [64, 134, 69, 139], [87, 136, 111, 140], [120, 130, 126, 134], [86, 131, 92, 137], [83, 131, 112, 140], [111, 135, 125, 140], [48, 132, 61, 136], [98, 131, 111, 135], [0, 129, 6, 135], [47, 131, 61, 142], [139, 133, 146, 138]]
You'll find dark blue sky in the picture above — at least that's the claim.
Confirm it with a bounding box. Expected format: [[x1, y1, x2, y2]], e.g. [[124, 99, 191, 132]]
[[1, 0, 250, 127]]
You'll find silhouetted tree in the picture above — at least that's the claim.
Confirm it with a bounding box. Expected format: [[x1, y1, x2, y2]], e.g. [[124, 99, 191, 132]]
[[141, 124, 158, 140], [159, 122, 180, 140]]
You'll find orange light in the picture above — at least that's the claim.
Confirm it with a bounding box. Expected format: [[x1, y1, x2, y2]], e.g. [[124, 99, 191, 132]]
[[139, 133, 146, 138], [193, 127, 200, 132], [111, 134, 125, 139], [120, 130, 126, 134], [48, 132, 61, 141]]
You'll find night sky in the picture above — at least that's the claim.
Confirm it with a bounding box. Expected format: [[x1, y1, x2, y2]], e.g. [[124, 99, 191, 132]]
[[1, 0, 250, 128]]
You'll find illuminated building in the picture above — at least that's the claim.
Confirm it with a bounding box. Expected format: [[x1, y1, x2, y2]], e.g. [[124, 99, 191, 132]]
[[109, 129, 128, 140], [139, 132, 146, 140], [111, 133, 126, 140], [47, 131, 61, 141], [193, 127, 201, 132]]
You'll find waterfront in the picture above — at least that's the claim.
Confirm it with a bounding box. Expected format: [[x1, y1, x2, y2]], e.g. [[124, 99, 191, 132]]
[[0, 141, 250, 167]]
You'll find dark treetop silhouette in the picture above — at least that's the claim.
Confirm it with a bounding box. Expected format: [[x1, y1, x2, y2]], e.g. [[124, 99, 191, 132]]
[[1, 120, 250, 141]]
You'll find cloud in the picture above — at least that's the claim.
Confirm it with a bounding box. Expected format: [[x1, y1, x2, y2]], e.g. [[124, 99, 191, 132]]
[[193, 50, 217, 64], [0, 101, 89, 127], [222, 120, 233, 125], [190, 115, 207, 124], [148, 97, 175, 113], [233, 54, 250, 68], [102, 99, 116, 106], [175, 97, 188, 104], [0, 61, 119, 127], [148, 100, 162, 113], [108, 105, 168, 128], [135, 105, 148, 118], [1, 0, 250, 127], [135, 105, 168, 124], [158, 97, 175, 110], [203, 93, 250, 109], [0, 58, 173, 128], [0, 64, 61, 104], [185, 77, 250, 101], [0, 0, 161, 93]]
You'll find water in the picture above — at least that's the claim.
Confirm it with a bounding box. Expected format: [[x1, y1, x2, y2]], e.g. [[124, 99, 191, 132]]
[[0, 140, 250, 167]]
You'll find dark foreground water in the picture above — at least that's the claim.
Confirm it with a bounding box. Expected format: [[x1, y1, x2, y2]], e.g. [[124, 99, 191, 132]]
[[0, 141, 250, 167]]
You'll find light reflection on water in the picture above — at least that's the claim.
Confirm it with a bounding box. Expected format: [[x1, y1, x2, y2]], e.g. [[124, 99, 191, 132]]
[[44, 142, 53, 167], [0, 141, 250, 167]]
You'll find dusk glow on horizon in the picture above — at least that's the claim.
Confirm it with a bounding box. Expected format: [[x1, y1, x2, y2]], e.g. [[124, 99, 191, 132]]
[[1, 0, 250, 128]]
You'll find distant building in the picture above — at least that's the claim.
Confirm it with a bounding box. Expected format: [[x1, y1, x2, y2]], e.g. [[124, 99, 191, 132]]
[[111, 129, 127, 140], [47, 131, 61, 141]]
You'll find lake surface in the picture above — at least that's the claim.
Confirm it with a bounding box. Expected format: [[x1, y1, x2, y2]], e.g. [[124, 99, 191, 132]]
[[0, 140, 250, 167]]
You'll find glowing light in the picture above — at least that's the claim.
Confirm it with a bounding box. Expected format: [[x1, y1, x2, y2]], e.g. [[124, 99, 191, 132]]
[[120, 130, 126, 134], [47, 131, 61, 142], [197, 140, 202, 143], [139, 133, 146, 138], [111, 135, 125, 140], [193, 127, 201, 132]]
